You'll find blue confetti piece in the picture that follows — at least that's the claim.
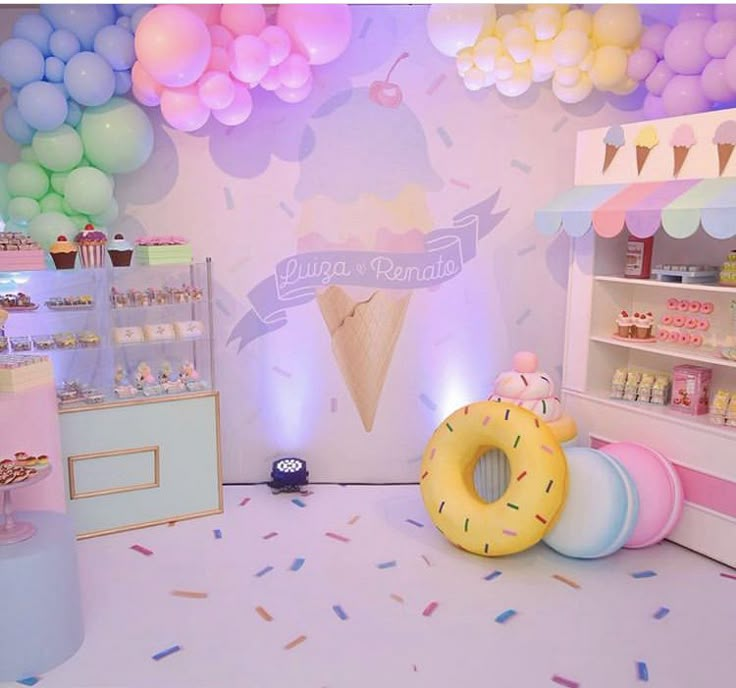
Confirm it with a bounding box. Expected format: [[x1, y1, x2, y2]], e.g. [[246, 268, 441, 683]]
[[332, 604, 348, 620], [515, 308, 531, 325], [223, 186, 234, 210], [214, 299, 231, 316], [494, 609, 517, 624], [290, 557, 305, 571], [255, 566, 274, 578], [405, 519, 424, 528], [653, 606, 670, 619], [213, 529, 222, 539], [359, 17, 372, 38], [631, 570, 657, 579], [291, 498, 306, 508], [552, 116, 569, 132], [637, 661, 649, 681], [377, 560, 397, 569], [279, 201, 294, 218], [510, 159, 532, 174], [484, 570, 502, 581], [418, 393, 437, 411], [17, 678, 40, 686], [437, 126, 453, 147], [517, 243, 536, 256], [152, 645, 181, 661]]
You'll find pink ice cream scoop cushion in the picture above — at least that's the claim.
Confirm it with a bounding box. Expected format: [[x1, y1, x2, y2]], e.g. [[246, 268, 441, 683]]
[[601, 441, 684, 548]]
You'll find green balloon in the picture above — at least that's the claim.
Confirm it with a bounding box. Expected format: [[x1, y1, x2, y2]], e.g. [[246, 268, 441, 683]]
[[7, 162, 49, 200], [40, 192, 64, 213], [8, 196, 40, 223], [20, 146, 38, 164], [28, 211, 76, 251], [64, 166, 113, 215], [50, 172, 69, 195], [0, 162, 10, 219], [61, 198, 74, 215], [79, 96, 154, 174], [68, 214, 89, 230], [32, 124, 84, 173], [89, 197, 119, 226]]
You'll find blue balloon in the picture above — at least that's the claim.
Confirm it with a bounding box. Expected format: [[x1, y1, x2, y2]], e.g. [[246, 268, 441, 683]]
[[17, 81, 68, 131], [64, 51, 115, 107], [0, 38, 45, 88], [65, 101, 82, 127], [41, 4, 117, 51], [2, 105, 35, 145], [115, 4, 153, 17], [49, 29, 80, 62], [113, 70, 132, 96], [12, 13, 54, 55], [44, 55, 65, 82], [116, 16, 132, 31], [94, 25, 135, 71]]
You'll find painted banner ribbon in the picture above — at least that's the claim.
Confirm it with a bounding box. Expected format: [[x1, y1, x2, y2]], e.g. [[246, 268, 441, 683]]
[[228, 189, 507, 350]]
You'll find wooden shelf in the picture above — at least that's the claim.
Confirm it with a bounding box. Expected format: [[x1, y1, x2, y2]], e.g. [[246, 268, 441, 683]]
[[595, 275, 736, 294]]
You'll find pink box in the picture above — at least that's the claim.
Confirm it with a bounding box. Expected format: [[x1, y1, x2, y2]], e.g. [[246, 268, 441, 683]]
[[671, 364, 712, 415]]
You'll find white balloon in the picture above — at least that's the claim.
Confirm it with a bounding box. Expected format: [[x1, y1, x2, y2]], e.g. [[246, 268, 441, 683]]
[[464, 66, 486, 91], [562, 8, 593, 35], [579, 50, 595, 72], [427, 4, 495, 57], [494, 53, 515, 79], [553, 28, 590, 66], [473, 36, 501, 71], [504, 26, 535, 63], [496, 61, 532, 96], [553, 70, 593, 103], [456, 47, 475, 75], [530, 39, 556, 81], [532, 7, 562, 40], [494, 13, 519, 38], [555, 65, 581, 87]]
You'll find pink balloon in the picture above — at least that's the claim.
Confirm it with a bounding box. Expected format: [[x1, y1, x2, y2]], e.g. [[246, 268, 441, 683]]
[[160, 85, 211, 131], [260, 25, 291, 66], [259, 66, 281, 91], [208, 46, 230, 73], [679, 4, 715, 21], [663, 20, 713, 75], [277, 4, 351, 65], [662, 74, 711, 115], [643, 92, 666, 119], [277, 53, 310, 89], [724, 44, 736, 91], [212, 82, 253, 126], [701, 58, 736, 101], [179, 4, 220, 26], [275, 73, 313, 103], [646, 60, 675, 96], [705, 20, 736, 58], [131, 61, 163, 106], [716, 5, 736, 21], [229, 35, 269, 84], [220, 4, 266, 37], [198, 70, 235, 109], [627, 48, 657, 81], [641, 24, 671, 58], [135, 6, 211, 87], [209, 24, 234, 48]]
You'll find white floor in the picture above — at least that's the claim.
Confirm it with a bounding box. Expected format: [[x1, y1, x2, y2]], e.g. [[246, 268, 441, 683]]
[[7, 485, 736, 688]]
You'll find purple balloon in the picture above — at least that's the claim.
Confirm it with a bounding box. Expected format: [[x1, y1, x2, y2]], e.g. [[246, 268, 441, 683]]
[[662, 74, 711, 115], [724, 44, 736, 91], [664, 20, 714, 75], [643, 92, 667, 120], [701, 58, 736, 101], [646, 60, 675, 96], [705, 20, 736, 58], [679, 4, 715, 22], [641, 24, 671, 58], [715, 5, 736, 21], [628, 48, 658, 81]]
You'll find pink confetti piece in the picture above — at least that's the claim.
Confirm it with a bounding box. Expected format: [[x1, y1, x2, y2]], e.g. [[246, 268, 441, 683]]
[[720, 572, 736, 580], [325, 531, 350, 542], [262, 532, 279, 540], [551, 675, 579, 688], [426, 73, 446, 95], [449, 178, 471, 189], [239, 497, 251, 506], [422, 601, 439, 617], [130, 544, 153, 556]]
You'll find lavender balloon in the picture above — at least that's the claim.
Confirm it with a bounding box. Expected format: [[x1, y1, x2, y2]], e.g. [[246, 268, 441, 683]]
[[662, 74, 711, 115], [643, 92, 667, 119], [641, 24, 671, 58], [724, 44, 736, 91], [664, 20, 713, 75], [646, 60, 675, 96], [705, 20, 736, 58], [627, 48, 657, 81], [715, 5, 736, 22], [678, 4, 715, 22], [701, 58, 736, 101]]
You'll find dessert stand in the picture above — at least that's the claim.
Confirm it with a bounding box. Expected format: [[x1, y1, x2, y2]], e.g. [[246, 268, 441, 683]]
[[0, 467, 51, 545]]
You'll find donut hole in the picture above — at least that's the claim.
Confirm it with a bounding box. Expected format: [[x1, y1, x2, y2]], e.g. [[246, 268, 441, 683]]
[[473, 447, 511, 503]]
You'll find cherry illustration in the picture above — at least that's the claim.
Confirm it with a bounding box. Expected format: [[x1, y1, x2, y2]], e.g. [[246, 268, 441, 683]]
[[370, 52, 409, 108]]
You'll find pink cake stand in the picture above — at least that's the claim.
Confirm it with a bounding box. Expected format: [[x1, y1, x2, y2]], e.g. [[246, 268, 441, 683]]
[[0, 467, 51, 545]]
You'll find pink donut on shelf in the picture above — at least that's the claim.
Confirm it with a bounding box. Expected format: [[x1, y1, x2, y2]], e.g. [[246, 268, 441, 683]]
[[688, 300, 701, 312], [673, 315, 686, 327], [601, 442, 684, 549], [691, 334, 703, 346], [701, 302, 714, 315], [680, 332, 692, 345], [697, 319, 709, 331], [657, 329, 670, 341], [668, 330, 681, 342], [661, 314, 673, 325], [685, 317, 698, 329], [666, 298, 679, 310], [677, 299, 690, 311]]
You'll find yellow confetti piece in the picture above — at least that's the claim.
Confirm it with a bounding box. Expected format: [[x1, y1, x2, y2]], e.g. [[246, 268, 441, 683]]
[[171, 590, 208, 599], [552, 574, 581, 589], [255, 606, 273, 621], [284, 634, 307, 650], [390, 593, 404, 603], [347, 515, 360, 525]]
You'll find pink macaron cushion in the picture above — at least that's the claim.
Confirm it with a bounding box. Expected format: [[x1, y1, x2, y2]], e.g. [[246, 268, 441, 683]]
[[677, 299, 690, 311], [688, 300, 701, 312], [661, 314, 673, 325], [697, 319, 709, 331], [691, 334, 703, 346], [673, 315, 686, 327], [600, 442, 684, 549], [666, 298, 679, 310]]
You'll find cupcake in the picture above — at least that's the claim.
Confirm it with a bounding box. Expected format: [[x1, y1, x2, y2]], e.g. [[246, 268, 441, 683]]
[[50, 235, 77, 269], [75, 224, 108, 268], [616, 310, 632, 337], [108, 233, 133, 267], [634, 311, 654, 339]]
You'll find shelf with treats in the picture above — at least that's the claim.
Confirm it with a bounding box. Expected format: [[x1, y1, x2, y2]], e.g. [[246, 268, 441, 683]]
[[111, 300, 203, 311], [595, 275, 736, 293], [113, 336, 208, 348]]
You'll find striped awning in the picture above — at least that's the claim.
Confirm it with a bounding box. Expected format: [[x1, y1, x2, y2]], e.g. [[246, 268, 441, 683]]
[[535, 178, 736, 240]]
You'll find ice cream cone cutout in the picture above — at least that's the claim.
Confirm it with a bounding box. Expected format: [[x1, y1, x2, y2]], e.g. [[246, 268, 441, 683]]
[[671, 124, 695, 178], [714, 121, 736, 176], [318, 286, 410, 432], [634, 125, 658, 175], [370, 52, 409, 109], [602, 125, 624, 173]]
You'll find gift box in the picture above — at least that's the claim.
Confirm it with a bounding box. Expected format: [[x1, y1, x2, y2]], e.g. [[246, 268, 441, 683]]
[[671, 364, 712, 415]]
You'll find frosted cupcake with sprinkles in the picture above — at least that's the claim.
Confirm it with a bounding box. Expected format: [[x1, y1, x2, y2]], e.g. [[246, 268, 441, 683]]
[[75, 224, 108, 268]]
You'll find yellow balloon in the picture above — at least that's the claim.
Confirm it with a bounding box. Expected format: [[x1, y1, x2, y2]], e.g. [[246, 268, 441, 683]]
[[479, 5, 498, 37], [592, 4, 642, 49], [505, 26, 535, 63], [563, 8, 593, 35], [610, 75, 638, 96], [555, 65, 581, 87], [532, 7, 562, 40], [530, 39, 556, 82], [496, 61, 532, 97], [529, 4, 568, 14], [456, 47, 475, 75], [464, 67, 486, 91], [553, 71, 593, 103], [494, 54, 515, 80], [473, 36, 501, 71], [579, 50, 595, 72], [553, 28, 590, 67], [589, 45, 628, 90], [495, 13, 519, 38], [516, 10, 533, 28], [484, 70, 497, 87]]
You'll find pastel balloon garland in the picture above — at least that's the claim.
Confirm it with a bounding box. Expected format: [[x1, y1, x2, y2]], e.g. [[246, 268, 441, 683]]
[[131, 4, 352, 132]]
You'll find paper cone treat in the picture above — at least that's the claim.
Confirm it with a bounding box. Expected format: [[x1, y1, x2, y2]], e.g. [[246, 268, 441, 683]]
[[602, 125, 624, 173], [714, 121, 736, 176], [634, 125, 658, 175], [671, 124, 695, 177]]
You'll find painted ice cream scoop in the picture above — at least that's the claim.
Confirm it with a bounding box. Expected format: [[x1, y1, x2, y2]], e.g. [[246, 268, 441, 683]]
[[602, 125, 625, 173], [634, 125, 659, 175], [670, 124, 696, 177], [713, 120, 736, 176]]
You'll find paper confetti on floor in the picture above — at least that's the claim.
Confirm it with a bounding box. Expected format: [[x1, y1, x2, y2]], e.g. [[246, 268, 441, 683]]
[[170, 590, 208, 599], [152, 645, 181, 661], [511, 159, 532, 174], [325, 531, 350, 542], [290, 557, 306, 571], [239, 497, 251, 507], [213, 529, 222, 539], [390, 593, 404, 603], [418, 393, 438, 411], [422, 601, 439, 617], [631, 570, 657, 579], [347, 515, 360, 525], [405, 519, 424, 528], [653, 606, 670, 620], [332, 604, 348, 620], [16, 678, 40, 686], [720, 572, 736, 580], [291, 498, 307, 508], [262, 531, 278, 540], [494, 609, 517, 624], [484, 570, 502, 581], [130, 544, 153, 556], [377, 560, 397, 569], [637, 661, 649, 681], [255, 606, 273, 622], [552, 574, 581, 589], [255, 566, 274, 578], [421, 554, 432, 567], [284, 635, 307, 650], [551, 675, 579, 688]]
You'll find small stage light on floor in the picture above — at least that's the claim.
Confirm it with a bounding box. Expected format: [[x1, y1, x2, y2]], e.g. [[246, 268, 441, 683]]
[[269, 457, 309, 494]]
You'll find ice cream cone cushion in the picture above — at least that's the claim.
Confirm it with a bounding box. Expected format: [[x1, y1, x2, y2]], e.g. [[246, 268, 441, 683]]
[[670, 124, 695, 178], [489, 351, 577, 444], [713, 120, 736, 176], [634, 125, 658, 175], [602, 125, 624, 173]]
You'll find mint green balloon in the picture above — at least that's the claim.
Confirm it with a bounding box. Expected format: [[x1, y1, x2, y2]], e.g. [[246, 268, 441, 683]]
[[28, 211, 76, 251], [64, 166, 113, 215], [68, 214, 89, 230], [50, 171, 69, 194], [0, 162, 10, 219], [61, 197, 74, 215], [20, 146, 38, 164], [89, 197, 118, 226], [32, 124, 84, 172], [40, 192, 64, 213], [8, 196, 40, 223], [7, 161, 49, 199], [79, 96, 154, 174]]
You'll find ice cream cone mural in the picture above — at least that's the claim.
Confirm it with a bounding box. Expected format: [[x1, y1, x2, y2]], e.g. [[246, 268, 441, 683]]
[[602, 125, 624, 174], [670, 124, 695, 178], [634, 125, 658, 175], [713, 120, 736, 176]]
